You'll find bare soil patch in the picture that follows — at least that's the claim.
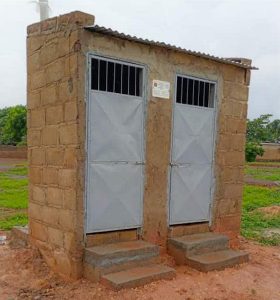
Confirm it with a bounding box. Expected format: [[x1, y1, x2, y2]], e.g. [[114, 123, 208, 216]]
[[244, 175, 280, 187], [0, 158, 26, 172], [263, 228, 280, 238], [249, 163, 280, 168], [0, 236, 280, 300], [256, 205, 280, 217]]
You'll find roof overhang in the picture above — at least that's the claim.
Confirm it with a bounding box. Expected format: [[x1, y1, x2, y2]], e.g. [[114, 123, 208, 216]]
[[85, 25, 258, 70]]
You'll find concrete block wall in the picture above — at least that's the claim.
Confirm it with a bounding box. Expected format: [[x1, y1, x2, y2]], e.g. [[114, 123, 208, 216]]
[[27, 11, 94, 279], [27, 10, 252, 278], [81, 30, 251, 248], [212, 66, 250, 246]]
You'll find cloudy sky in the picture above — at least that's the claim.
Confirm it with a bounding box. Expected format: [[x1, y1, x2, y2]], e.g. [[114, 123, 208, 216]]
[[0, 0, 279, 119]]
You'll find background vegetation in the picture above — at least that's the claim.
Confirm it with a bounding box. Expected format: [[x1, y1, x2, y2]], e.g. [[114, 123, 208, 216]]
[[0, 105, 27, 145], [246, 114, 280, 162]]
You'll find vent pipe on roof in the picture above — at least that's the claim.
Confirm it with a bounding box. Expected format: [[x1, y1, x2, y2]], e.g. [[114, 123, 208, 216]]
[[38, 0, 49, 21]]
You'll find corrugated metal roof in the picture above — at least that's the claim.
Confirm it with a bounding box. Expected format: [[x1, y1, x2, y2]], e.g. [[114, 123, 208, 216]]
[[85, 25, 257, 70]]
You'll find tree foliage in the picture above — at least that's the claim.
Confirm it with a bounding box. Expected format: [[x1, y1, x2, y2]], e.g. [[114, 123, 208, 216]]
[[245, 142, 264, 162], [0, 105, 27, 145], [247, 114, 280, 143], [267, 119, 280, 143], [246, 114, 280, 162]]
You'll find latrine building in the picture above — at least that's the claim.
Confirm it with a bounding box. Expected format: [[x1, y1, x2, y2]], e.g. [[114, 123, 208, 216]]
[[27, 11, 256, 287]]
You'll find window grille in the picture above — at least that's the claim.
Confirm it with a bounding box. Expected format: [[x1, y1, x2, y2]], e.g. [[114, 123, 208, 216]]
[[91, 58, 143, 97], [176, 76, 215, 108]]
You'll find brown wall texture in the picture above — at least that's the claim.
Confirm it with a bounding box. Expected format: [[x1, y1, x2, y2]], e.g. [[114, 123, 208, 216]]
[[81, 28, 250, 248], [0, 145, 27, 159], [27, 11, 251, 278], [27, 11, 94, 279], [257, 143, 280, 161]]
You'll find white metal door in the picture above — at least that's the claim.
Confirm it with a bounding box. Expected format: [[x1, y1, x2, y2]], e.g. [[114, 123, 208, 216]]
[[169, 75, 216, 225], [86, 57, 145, 233]]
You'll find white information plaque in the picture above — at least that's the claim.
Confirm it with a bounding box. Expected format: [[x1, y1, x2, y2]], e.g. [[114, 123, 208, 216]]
[[152, 80, 170, 99]]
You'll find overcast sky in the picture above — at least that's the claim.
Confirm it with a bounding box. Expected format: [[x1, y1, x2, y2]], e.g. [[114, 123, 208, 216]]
[[0, 0, 279, 119]]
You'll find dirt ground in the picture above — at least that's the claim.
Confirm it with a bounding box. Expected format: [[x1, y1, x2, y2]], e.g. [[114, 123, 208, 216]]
[[0, 236, 279, 300], [1, 160, 279, 299], [244, 175, 280, 187], [0, 158, 26, 172]]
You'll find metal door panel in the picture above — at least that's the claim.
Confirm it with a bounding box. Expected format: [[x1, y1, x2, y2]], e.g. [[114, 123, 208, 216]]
[[170, 93, 215, 225], [88, 91, 143, 162], [86, 58, 145, 233], [86, 163, 143, 232], [170, 164, 212, 224], [172, 105, 214, 164]]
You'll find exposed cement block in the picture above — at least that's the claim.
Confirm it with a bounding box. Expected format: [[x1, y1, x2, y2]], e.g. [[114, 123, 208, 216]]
[[186, 249, 249, 272], [168, 232, 229, 259], [10, 226, 29, 248], [101, 264, 176, 290]]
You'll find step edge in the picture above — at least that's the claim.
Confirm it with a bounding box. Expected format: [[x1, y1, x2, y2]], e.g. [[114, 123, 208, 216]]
[[168, 236, 229, 250], [187, 250, 249, 266], [83, 256, 160, 282], [85, 244, 159, 258], [84, 246, 159, 259], [101, 265, 176, 290], [85, 250, 159, 267], [169, 232, 229, 241], [86, 240, 157, 252], [186, 252, 249, 272], [102, 264, 175, 280]]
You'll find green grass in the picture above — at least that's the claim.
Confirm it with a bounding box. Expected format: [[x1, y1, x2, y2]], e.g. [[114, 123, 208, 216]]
[[6, 165, 27, 176], [0, 166, 28, 209], [242, 185, 280, 245], [0, 165, 28, 230], [245, 166, 280, 181], [0, 214, 28, 230]]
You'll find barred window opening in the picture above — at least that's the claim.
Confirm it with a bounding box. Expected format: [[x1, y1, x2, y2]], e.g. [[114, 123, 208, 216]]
[[176, 76, 215, 108], [91, 58, 143, 97]]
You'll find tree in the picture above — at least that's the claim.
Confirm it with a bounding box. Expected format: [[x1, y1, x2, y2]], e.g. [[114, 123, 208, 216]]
[[267, 119, 280, 142], [246, 114, 272, 143], [0, 105, 27, 145], [0, 107, 9, 141], [247, 114, 280, 143], [245, 114, 280, 162]]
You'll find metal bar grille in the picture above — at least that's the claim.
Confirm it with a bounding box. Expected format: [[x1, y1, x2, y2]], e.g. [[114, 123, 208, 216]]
[[176, 76, 215, 108], [91, 58, 143, 97]]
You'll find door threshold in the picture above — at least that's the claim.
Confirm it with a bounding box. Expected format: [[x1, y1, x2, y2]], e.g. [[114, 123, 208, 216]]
[[168, 222, 210, 238], [86, 228, 139, 247]]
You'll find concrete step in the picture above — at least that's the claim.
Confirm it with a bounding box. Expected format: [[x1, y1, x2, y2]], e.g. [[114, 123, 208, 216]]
[[168, 232, 229, 264], [84, 240, 160, 281], [101, 264, 176, 290], [187, 249, 249, 272], [10, 226, 29, 248]]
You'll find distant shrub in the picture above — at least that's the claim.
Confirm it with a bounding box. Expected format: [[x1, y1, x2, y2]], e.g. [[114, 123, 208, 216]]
[[245, 142, 264, 162]]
